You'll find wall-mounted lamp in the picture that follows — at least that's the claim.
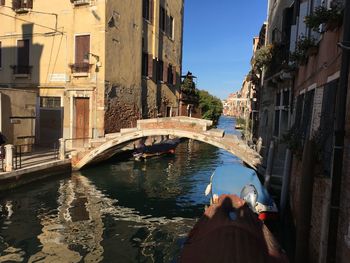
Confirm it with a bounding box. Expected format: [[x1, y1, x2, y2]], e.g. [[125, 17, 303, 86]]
[[84, 52, 101, 72]]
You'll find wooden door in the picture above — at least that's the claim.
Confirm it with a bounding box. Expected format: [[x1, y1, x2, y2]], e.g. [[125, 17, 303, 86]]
[[74, 98, 89, 147]]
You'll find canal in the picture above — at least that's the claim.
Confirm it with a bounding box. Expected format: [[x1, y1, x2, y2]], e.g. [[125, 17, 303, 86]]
[[0, 116, 243, 262]]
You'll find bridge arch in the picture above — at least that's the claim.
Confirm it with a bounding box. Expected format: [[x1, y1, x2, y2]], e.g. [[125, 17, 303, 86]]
[[72, 117, 261, 170]]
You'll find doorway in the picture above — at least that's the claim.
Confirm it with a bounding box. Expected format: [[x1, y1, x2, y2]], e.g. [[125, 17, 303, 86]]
[[74, 98, 90, 147]]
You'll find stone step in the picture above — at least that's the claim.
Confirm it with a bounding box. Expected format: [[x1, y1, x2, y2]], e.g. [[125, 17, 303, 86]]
[[105, 133, 122, 139], [120, 128, 139, 134], [206, 129, 225, 138]]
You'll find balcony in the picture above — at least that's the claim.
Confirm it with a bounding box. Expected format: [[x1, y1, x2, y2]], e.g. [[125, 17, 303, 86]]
[[69, 63, 93, 77], [10, 65, 32, 78], [71, 0, 90, 6], [12, 0, 33, 13]]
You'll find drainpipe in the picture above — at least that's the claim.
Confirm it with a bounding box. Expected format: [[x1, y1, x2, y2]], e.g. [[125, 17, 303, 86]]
[[326, 0, 350, 261]]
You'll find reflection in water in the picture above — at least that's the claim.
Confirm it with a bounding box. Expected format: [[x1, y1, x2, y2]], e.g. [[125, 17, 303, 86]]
[[0, 116, 241, 262]]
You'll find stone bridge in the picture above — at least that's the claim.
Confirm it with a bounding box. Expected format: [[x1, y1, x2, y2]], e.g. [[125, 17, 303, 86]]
[[71, 117, 262, 170]]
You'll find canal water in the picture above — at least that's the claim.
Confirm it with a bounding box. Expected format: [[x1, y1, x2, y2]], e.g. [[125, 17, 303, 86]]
[[0, 116, 242, 263]]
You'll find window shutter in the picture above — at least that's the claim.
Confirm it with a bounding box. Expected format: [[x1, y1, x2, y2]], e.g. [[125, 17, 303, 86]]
[[163, 62, 168, 83], [28, 0, 33, 9], [149, 0, 154, 23], [148, 54, 153, 79], [172, 67, 177, 85], [12, 0, 19, 9], [75, 35, 90, 64], [17, 39, 30, 66], [152, 58, 157, 81], [0, 0, 5, 6]]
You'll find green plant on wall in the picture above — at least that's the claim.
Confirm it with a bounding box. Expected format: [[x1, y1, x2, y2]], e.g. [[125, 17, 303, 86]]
[[181, 72, 198, 96], [304, 2, 343, 32], [252, 44, 274, 71], [282, 125, 304, 159], [290, 36, 318, 65]]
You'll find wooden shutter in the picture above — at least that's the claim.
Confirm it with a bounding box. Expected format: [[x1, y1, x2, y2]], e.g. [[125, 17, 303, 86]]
[[172, 66, 177, 85], [75, 35, 90, 64], [17, 39, 29, 66], [148, 54, 153, 78], [27, 0, 33, 9], [12, 0, 19, 9], [149, 0, 154, 23], [163, 62, 168, 83], [0, 0, 5, 6]]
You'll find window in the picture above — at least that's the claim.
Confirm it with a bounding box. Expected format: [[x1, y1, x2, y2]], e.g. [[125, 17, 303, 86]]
[[167, 64, 174, 84], [73, 35, 90, 73], [15, 39, 30, 74], [157, 60, 164, 82], [142, 52, 148, 77], [168, 16, 174, 39], [143, 0, 153, 22], [283, 90, 290, 106], [0, 1, 5, 6], [274, 110, 280, 136], [12, 0, 33, 11], [319, 79, 338, 176], [276, 92, 281, 106], [159, 6, 166, 32], [40, 97, 61, 109]]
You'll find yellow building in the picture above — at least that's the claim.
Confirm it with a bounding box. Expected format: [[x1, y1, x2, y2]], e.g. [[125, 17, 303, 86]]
[[0, 0, 184, 148]]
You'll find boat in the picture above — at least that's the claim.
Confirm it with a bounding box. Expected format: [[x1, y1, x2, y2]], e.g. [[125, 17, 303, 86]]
[[204, 163, 278, 221], [133, 138, 180, 161], [235, 124, 244, 130], [179, 194, 288, 262]]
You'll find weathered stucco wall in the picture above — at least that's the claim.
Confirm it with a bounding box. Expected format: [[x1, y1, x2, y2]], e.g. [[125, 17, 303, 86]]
[[104, 0, 143, 133], [0, 89, 37, 145]]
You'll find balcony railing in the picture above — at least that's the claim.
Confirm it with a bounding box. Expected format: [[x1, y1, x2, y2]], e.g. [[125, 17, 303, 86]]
[[12, 0, 33, 13], [71, 0, 90, 6], [10, 65, 32, 76], [69, 63, 93, 75]]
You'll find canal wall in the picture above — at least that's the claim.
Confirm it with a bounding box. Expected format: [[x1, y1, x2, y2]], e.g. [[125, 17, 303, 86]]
[[0, 160, 71, 192]]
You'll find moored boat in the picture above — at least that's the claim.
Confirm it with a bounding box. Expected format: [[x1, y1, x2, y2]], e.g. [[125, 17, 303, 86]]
[[133, 138, 180, 161]]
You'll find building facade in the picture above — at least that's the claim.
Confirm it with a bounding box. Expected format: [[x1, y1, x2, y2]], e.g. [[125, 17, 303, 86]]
[[252, 0, 350, 262], [0, 0, 184, 147]]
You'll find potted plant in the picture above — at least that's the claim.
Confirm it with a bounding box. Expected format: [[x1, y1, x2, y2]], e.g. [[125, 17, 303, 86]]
[[290, 36, 318, 66], [252, 44, 274, 71], [304, 2, 343, 32]]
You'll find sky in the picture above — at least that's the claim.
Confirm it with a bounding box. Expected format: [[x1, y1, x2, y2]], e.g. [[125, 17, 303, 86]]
[[182, 0, 268, 100]]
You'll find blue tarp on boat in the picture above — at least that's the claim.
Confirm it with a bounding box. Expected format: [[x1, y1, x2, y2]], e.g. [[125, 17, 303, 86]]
[[209, 163, 277, 214]]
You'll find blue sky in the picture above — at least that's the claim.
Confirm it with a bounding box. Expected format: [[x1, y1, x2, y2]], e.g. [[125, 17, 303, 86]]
[[182, 1, 268, 99]]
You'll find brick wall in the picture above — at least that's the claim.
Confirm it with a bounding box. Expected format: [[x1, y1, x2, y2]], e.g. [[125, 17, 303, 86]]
[[104, 84, 141, 133]]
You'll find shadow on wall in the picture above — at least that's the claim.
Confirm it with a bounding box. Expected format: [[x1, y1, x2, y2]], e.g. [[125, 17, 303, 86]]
[[0, 23, 43, 146]]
